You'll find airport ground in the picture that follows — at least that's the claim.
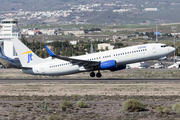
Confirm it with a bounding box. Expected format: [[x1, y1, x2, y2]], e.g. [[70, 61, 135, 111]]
[[0, 69, 180, 119]]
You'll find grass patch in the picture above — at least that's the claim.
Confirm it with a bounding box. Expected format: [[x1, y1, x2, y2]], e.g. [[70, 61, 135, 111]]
[[172, 103, 180, 114], [59, 100, 73, 111], [76, 101, 88, 108], [122, 99, 145, 112]]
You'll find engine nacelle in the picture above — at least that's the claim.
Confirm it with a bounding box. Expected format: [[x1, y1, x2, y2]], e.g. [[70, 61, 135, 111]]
[[110, 65, 126, 71], [99, 60, 117, 70]]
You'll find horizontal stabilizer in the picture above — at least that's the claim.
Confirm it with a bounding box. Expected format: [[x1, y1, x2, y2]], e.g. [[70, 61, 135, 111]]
[[21, 67, 32, 69]]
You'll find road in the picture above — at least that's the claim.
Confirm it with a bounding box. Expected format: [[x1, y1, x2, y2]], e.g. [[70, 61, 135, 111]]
[[0, 101, 177, 104], [0, 78, 180, 82]]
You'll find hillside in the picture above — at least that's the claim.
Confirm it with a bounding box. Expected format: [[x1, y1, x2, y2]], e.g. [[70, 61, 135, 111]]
[[1, 0, 180, 24]]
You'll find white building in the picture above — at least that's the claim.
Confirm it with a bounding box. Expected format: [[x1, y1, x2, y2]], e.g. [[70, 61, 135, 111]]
[[126, 62, 148, 69], [40, 29, 48, 35], [64, 30, 84, 36], [0, 19, 21, 58], [113, 9, 129, 13], [144, 8, 158, 11], [27, 30, 36, 35], [47, 30, 56, 35], [98, 43, 114, 50], [70, 40, 77, 45]]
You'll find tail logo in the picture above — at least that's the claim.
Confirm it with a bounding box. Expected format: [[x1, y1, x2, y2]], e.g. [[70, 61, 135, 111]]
[[20, 51, 33, 63], [27, 53, 33, 63]]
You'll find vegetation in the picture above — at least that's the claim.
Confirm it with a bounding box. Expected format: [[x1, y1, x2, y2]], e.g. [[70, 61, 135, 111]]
[[84, 28, 101, 33], [59, 100, 73, 111], [41, 102, 47, 111], [156, 106, 165, 113], [76, 101, 88, 108], [0, 80, 180, 119], [20, 34, 128, 57], [121, 99, 145, 112], [172, 103, 180, 114], [163, 108, 171, 114], [47, 114, 60, 120]]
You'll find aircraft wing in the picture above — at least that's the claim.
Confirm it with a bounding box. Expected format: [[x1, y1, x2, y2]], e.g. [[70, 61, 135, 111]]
[[45, 46, 99, 67]]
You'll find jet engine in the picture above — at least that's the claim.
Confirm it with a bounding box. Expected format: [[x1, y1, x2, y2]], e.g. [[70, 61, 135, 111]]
[[99, 60, 117, 70]]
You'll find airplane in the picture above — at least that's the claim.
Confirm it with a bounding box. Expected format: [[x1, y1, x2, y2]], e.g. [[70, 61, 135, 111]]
[[12, 38, 175, 78], [0, 41, 21, 68]]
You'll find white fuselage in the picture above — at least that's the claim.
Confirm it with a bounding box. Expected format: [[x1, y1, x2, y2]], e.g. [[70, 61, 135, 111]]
[[21, 43, 175, 76], [0, 56, 21, 68]]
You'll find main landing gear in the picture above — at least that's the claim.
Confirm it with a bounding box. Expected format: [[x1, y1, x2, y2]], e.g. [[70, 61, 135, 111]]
[[90, 71, 102, 78]]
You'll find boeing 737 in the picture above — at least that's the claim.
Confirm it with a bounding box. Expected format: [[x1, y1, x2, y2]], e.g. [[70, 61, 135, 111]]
[[12, 38, 175, 77], [0, 42, 21, 68]]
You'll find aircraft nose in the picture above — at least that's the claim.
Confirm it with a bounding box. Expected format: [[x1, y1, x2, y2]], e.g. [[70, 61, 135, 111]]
[[170, 47, 176, 52], [172, 47, 176, 52]]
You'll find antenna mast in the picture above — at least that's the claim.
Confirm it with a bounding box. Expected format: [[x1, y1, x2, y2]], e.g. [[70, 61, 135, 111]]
[[113, 20, 117, 43]]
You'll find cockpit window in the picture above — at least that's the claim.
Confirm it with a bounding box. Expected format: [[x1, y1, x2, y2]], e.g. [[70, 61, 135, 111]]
[[161, 45, 168, 48]]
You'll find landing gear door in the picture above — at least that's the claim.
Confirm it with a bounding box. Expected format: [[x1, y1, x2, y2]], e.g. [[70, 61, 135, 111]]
[[152, 46, 156, 53], [41, 67, 45, 73]]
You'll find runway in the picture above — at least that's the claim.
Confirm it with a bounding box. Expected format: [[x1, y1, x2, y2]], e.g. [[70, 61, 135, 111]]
[[0, 78, 180, 82], [0, 101, 177, 104]]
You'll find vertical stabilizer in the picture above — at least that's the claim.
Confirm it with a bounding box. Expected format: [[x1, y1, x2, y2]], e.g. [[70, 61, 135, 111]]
[[11, 38, 44, 67]]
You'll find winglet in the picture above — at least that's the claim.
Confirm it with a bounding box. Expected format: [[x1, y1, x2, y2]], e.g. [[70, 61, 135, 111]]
[[45, 46, 56, 57]]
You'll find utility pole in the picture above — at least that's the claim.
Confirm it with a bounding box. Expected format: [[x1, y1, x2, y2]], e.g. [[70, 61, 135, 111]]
[[113, 20, 117, 43], [72, 46, 73, 56], [90, 42, 94, 53], [171, 26, 177, 63], [40, 40, 41, 56], [156, 25, 158, 42]]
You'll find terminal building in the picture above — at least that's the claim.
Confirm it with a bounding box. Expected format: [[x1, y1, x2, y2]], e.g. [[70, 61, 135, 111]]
[[0, 19, 21, 58]]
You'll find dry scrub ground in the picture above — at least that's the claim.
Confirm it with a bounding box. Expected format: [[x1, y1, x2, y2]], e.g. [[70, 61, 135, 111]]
[[0, 69, 179, 119], [1, 68, 180, 79]]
